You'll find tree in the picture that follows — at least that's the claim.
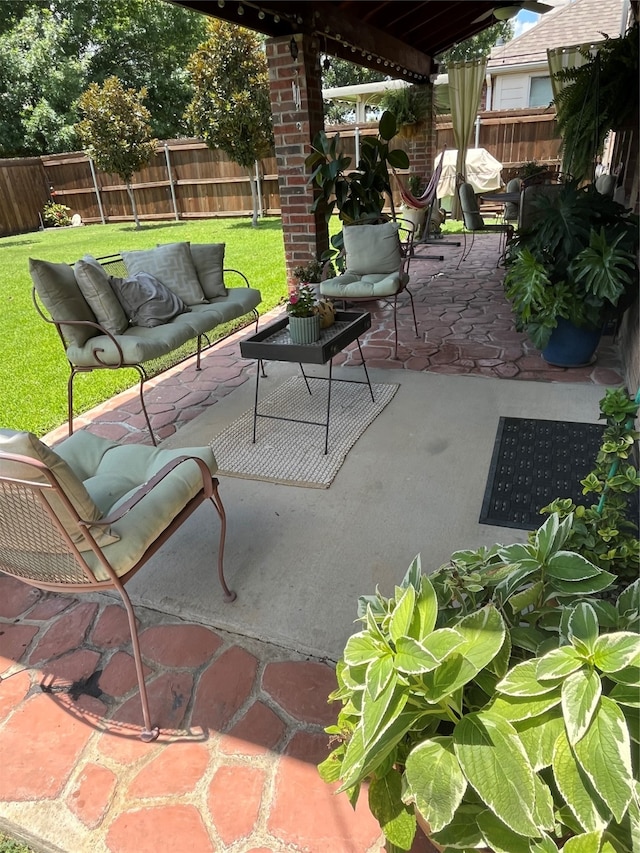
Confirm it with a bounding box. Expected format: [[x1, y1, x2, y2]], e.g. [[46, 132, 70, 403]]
[[185, 20, 273, 227], [0, 0, 206, 156], [322, 57, 387, 124], [76, 76, 157, 229], [436, 21, 513, 67]]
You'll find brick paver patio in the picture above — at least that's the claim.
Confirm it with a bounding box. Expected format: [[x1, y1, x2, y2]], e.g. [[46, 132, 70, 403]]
[[1, 234, 623, 852]]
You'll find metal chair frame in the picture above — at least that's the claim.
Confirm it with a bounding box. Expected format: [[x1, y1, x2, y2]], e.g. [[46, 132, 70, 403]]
[[32, 255, 259, 446], [326, 218, 419, 358], [0, 450, 235, 742]]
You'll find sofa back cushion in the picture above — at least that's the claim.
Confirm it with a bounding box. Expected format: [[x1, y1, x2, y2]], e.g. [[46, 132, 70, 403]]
[[74, 258, 130, 335], [0, 430, 119, 552], [121, 242, 206, 306], [29, 258, 98, 348], [189, 243, 227, 299], [110, 272, 189, 328], [344, 221, 401, 276]]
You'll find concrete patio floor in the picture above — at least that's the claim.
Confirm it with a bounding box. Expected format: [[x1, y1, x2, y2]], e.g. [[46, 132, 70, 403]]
[[0, 233, 624, 852]]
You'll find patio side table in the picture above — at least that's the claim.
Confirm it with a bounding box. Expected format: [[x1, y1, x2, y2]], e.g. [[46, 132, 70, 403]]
[[240, 310, 373, 454]]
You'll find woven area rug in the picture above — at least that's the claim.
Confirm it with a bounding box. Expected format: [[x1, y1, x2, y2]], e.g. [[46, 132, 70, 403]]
[[210, 375, 399, 488]]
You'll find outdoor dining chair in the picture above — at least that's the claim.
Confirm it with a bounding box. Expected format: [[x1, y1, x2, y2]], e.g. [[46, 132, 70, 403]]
[[319, 218, 418, 357], [0, 428, 236, 742], [456, 182, 514, 269]]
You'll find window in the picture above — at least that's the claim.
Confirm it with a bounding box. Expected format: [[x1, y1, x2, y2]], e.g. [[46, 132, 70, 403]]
[[529, 76, 553, 108]]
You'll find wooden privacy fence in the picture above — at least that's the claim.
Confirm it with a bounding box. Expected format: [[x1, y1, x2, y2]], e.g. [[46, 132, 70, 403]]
[[0, 108, 562, 236], [41, 139, 281, 228]]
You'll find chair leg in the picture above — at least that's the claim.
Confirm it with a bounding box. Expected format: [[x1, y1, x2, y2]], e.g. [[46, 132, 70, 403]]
[[209, 478, 236, 603], [393, 296, 399, 359], [116, 583, 159, 742], [407, 289, 419, 339], [456, 231, 468, 270], [132, 365, 157, 447]]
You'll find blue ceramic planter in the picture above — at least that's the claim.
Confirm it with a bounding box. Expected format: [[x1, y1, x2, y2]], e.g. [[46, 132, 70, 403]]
[[542, 318, 602, 367]]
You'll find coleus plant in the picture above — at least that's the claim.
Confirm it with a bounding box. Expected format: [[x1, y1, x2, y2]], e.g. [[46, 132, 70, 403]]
[[319, 513, 639, 852]]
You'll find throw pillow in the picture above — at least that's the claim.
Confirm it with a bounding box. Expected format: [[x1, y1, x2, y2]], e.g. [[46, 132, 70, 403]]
[[28, 258, 98, 348], [0, 429, 119, 552], [74, 258, 129, 336], [110, 272, 190, 328], [344, 221, 401, 276], [189, 244, 227, 299], [121, 242, 206, 305]]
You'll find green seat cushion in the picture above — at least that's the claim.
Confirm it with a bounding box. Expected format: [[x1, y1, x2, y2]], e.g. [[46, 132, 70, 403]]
[[195, 286, 261, 324], [343, 221, 401, 276], [122, 243, 206, 306], [55, 431, 218, 581], [65, 316, 198, 366], [74, 258, 129, 335], [0, 430, 118, 552], [29, 258, 98, 347], [320, 272, 402, 299]]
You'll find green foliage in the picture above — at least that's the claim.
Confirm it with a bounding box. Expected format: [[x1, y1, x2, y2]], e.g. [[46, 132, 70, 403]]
[[554, 23, 638, 183], [305, 111, 409, 263], [292, 259, 324, 285], [436, 21, 513, 66], [321, 519, 640, 851], [0, 831, 35, 853], [42, 201, 71, 228], [322, 57, 386, 124], [0, 0, 207, 156], [541, 388, 640, 585], [76, 75, 156, 183], [504, 181, 639, 348], [186, 20, 273, 171], [76, 75, 157, 228], [378, 86, 428, 128]]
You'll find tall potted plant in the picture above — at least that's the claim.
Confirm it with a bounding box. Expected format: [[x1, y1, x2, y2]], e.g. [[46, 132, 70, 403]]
[[319, 512, 639, 852], [305, 111, 410, 266], [504, 181, 638, 366]]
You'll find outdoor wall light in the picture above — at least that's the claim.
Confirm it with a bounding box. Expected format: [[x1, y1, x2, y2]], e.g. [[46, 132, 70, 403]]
[[289, 37, 299, 60]]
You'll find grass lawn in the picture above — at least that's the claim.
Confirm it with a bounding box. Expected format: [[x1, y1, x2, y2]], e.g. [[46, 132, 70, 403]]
[[0, 833, 34, 853], [0, 217, 288, 436]]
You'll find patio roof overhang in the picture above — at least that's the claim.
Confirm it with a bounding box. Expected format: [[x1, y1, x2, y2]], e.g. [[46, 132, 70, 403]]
[[169, 1, 524, 81]]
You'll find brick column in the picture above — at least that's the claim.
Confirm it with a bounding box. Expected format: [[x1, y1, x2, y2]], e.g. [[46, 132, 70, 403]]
[[266, 34, 328, 289]]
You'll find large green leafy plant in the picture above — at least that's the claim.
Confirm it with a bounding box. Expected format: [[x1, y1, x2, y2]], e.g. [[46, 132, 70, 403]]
[[320, 513, 639, 852], [542, 388, 640, 586], [305, 111, 409, 264], [504, 181, 638, 349]]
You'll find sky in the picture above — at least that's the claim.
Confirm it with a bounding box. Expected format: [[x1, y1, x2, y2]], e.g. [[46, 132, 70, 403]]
[[513, 10, 541, 38]]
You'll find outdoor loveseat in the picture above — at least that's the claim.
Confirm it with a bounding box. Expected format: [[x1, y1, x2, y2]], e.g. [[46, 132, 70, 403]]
[[29, 241, 262, 444]]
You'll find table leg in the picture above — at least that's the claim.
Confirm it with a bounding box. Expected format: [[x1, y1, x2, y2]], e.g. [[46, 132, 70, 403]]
[[324, 359, 333, 455], [356, 338, 375, 402], [299, 363, 312, 395], [252, 362, 260, 443]]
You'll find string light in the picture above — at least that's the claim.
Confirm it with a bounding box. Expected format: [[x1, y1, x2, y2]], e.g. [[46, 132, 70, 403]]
[[237, 3, 244, 14], [258, 9, 265, 19]]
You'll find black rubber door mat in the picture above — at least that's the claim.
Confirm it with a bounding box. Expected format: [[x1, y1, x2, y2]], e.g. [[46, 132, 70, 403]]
[[479, 417, 604, 530]]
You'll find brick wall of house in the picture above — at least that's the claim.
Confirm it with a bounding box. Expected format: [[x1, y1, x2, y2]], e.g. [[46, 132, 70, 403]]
[[266, 34, 329, 289]]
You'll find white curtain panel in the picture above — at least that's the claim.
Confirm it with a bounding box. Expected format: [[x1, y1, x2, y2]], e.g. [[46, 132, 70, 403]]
[[448, 58, 488, 219]]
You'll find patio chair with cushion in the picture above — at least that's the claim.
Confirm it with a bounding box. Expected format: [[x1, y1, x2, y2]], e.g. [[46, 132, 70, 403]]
[[0, 428, 235, 742], [319, 219, 418, 357], [456, 182, 514, 269]]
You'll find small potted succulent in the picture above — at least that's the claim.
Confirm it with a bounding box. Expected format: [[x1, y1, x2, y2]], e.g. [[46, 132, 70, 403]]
[[286, 283, 320, 344]]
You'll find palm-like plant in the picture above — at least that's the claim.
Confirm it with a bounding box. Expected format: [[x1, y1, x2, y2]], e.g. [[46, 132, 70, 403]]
[[505, 181, 638, 350]]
